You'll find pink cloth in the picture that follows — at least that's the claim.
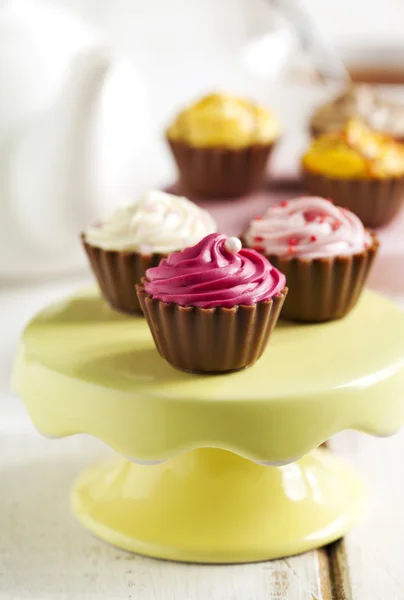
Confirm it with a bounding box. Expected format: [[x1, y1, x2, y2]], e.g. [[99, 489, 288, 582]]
[[168, 178, 403, 296]]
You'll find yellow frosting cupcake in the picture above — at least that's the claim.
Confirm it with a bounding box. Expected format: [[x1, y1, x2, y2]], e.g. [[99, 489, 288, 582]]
[[167, 93, 281, 149], [303, 119, 404, 227], [303, 118, 404, 179], [166, 93, 281, 198], [309, 85, 404, 142]]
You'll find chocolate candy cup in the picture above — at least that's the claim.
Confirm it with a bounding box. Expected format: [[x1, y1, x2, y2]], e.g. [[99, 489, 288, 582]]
[[303, 170, 404, 228], [167, 138, 277, 199], [82, 236, 165, 315], [265, 233, 379, 323], [136, 284, 288, 373]]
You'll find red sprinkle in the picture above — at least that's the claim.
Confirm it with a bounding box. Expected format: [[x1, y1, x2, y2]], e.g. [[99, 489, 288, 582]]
[[310, 235, 317, 242], [254, 245, 265, 253], [254, 235, 264, 242], [288, 237, 297, 246], [255, 216, 263, 220], [280, 200, 288, 207], [327, 197, 334, 203], [305, 211, 317, 222], [288, 246, 296, 254]]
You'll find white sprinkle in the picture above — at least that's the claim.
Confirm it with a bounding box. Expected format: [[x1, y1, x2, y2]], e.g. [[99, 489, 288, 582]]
[[224, 236, 242, 254]]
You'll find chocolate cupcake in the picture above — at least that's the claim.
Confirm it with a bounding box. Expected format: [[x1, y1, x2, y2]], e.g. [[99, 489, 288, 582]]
[[82, 190, 216, 315], [242, 196, 379, 323], [310, 84, 404, 142], [302, 118, 404, 227], [166, 93, 282, 198], [136, 233, 287, 373]]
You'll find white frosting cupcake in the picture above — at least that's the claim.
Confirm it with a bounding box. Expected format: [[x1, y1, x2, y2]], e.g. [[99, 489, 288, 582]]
[[85, 190, 216, 254]]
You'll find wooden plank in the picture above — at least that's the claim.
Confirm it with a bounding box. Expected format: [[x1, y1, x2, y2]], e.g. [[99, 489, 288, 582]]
[[317, 547, 334, 600], [330, 430, 404, 600], [326, 540, 352, 600]]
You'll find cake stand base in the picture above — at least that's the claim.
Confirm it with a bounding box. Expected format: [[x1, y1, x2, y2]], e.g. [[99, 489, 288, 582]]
[[71, 447, 366, 563]]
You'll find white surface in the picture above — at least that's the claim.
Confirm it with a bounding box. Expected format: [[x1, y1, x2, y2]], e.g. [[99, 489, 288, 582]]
[[1, 279, 404, 599], [0, 429, 327, 600]]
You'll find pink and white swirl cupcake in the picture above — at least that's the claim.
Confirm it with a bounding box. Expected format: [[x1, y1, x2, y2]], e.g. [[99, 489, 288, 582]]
[[136, 233, 287, 373], [243, 196, 379, 322]]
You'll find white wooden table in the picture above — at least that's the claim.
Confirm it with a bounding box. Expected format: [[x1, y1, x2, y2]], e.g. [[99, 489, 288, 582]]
[[1, 277, 403, 600]]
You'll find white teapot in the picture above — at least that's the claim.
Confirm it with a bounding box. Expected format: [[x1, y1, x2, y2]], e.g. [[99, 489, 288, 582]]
[[0, 2, 153, 278]]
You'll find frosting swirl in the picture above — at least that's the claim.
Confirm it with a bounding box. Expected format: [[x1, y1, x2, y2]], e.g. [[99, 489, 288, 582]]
[[84, 190, 216, 254], [167, 93, 281, 148], [310, 85, 404, 139], [303, 118, 404, 179], [244, 196, 372, 259], [144, 233, 286, 308]]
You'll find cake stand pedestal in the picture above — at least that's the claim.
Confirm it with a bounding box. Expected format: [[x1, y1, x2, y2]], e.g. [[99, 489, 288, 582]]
[[14, 289, 404, 563], [72, 448, 364, 563]]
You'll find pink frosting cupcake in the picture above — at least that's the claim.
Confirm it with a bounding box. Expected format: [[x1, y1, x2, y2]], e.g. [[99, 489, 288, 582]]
[[243, 196, 379, 322], [136, 233, 287, 373]]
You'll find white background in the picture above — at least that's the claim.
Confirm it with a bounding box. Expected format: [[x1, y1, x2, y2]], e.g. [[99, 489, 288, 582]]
[[46, 0, 404, 116], [42, 0, 404, 184]]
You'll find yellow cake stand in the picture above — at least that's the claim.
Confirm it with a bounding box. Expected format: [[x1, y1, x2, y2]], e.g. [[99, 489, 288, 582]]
[[13, 288, 404, 563]]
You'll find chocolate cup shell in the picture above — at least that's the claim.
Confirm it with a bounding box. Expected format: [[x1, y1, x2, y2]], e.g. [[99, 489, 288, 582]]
[[309, 124, 326, 139], [303, 170, 404, 228], [82, 236, 165, 315], [136, 284, 288, 373], [167, 138, 277, 199], [262, 234, 379, 323]]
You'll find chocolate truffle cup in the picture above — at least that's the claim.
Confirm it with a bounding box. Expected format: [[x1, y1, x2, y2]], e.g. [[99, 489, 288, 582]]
[[136, 282, 288, 373], [303, 169, 404, 228], [258, 233, 379, 323], [167, 138, 277, 198], [309, 124, 326, 139], [82, 235, 165, 315]]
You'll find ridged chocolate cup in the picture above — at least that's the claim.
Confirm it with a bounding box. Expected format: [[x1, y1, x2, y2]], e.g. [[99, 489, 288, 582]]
[[309, 124, 326, 139], [167, 138, 277, 198], [303, 169, 404, 228], [81, 236, 165, 315], [242, 234, 378, 323], [136, 283, 288, 373]]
